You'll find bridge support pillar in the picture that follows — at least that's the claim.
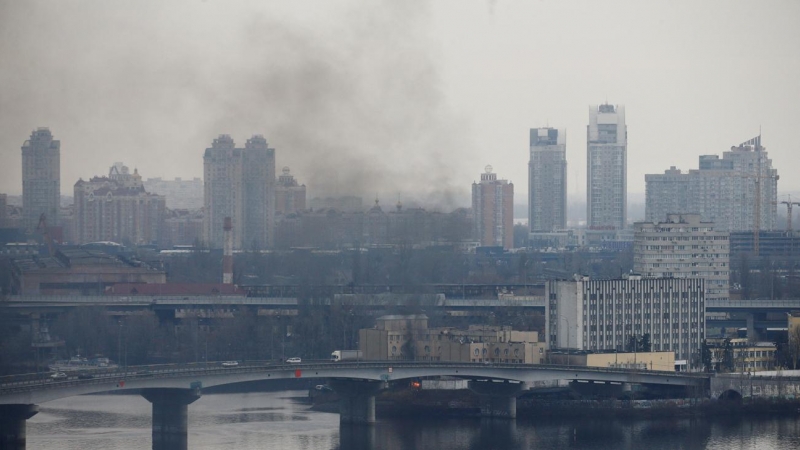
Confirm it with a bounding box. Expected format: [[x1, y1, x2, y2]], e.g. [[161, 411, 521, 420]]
[[0, 404, 38, 450], [328, 380, 387, 425], [468, 381, 525, 419], [141, 388, 201, 450]]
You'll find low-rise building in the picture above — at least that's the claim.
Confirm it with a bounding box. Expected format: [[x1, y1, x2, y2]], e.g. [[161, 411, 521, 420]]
[[708, 338, 777, 373], [359, 315, 547, 364], [549, 351, 675, 371], [10, 248, 166, 295]]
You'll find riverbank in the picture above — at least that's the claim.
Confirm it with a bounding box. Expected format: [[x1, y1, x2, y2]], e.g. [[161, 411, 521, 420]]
[[310, 388, 800, 419]]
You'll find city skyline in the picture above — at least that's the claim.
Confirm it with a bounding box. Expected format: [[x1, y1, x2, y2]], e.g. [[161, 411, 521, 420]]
[[1, 1, 798, 206]]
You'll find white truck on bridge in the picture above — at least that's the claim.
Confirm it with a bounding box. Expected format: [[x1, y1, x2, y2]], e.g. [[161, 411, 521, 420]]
[[331, 350, 362, 362]]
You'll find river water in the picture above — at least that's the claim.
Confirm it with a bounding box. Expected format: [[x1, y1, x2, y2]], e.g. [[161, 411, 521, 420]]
[[27, 391, 800, 450]]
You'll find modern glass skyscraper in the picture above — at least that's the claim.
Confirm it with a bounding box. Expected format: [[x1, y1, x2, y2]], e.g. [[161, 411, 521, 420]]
[[587, 104, 626, 230], [22, 127, 60, 230], [528, 127, 567, 232]]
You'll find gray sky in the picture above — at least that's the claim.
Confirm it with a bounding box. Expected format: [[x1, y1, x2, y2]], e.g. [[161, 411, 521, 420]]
[[1, 0, 798, 211]]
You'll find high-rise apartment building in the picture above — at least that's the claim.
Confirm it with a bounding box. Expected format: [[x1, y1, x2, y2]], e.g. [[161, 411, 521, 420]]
[[203, 135, 242, 249], [529, 128, 567, 232], [275, 167, 306, 216], [22, 127, 60, 230], [645, 136, 778, 232], [73, 163, 166, 245], [472, 166, 514, 249], [547, 276, 705, 369], [634, 214, 730, 302], [241, 135, 275, 250], [203, 134, 275, 250], [587, 104, 626, 230]]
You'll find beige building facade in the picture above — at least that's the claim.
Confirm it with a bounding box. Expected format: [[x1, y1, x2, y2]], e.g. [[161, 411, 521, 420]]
[[550, 351, 675, 371], [359, 315, 547, 364]]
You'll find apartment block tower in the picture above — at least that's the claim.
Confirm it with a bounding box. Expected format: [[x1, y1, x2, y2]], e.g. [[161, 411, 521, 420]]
[[529, 128, 567, 232], [472, 166, 514, 249], [22, 127, 60, 230], [73, 163, 166, 245], [645, 136, 778, 232], [275, 167, 306, 216], [634, 213, 730, 302], [587, 104, 627, 230], [203, 135, 275, 250]]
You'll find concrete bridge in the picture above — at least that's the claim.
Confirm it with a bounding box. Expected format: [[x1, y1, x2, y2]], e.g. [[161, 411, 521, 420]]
[[0, 361, 705, 449]]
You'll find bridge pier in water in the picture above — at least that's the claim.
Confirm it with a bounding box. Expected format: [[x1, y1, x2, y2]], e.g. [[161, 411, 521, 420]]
[[328, 380, 387, 425], [141, 388, 201, 450], [0, 404, 38, 450], [468, 380, 526, 419]]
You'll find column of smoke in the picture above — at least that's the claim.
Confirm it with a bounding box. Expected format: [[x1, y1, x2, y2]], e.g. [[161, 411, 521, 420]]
[[223, 217, 233, 284], [0, 1, 477, 212]]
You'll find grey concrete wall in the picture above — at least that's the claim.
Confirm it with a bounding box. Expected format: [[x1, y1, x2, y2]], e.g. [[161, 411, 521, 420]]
[[710, 374, 800, 399]]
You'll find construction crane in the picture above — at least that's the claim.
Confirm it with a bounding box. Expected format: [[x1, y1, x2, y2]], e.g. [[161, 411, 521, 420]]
[[779, 195, 800, 232], [735, 135, 779, 256], [36, 213, 55, 256]]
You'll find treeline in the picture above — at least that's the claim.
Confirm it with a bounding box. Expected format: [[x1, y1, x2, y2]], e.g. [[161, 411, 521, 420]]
[[0, 301, 545, 375], [158, 246, 635, 286]]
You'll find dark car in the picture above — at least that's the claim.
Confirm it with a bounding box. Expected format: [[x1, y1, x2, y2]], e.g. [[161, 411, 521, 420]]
[[77, 373, 95, 380]]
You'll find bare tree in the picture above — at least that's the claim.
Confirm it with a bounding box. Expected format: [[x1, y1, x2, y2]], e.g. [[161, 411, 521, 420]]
[[788, 324, 800, 370]]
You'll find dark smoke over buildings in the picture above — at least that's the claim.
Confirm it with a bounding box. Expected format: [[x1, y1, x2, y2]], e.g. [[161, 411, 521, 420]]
[[0, 0, 475, 210]]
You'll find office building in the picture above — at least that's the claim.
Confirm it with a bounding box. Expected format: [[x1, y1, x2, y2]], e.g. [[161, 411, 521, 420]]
[[22, 127, 60, 230], [645, 136, 778, 232], [73, 163, 166, 245], [529, 127, 567, 233], [275, 167, 306, 215], [587, 104, 626, 230], [203, 135, 276, 250], [546, 275, 705, 369], [472, 166, 514, 249], [634, 213, 730, 302]]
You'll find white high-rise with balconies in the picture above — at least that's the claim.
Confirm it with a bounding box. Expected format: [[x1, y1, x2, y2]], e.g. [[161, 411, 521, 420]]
[[587, 104, 626, 230], [634, 213, 730, 302]]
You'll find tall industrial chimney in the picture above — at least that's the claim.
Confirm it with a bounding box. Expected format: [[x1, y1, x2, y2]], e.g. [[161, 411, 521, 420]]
[[223, 217, 233, 284]]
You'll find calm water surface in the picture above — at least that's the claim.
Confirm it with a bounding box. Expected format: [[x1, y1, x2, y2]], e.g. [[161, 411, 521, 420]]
[[27, 391, 800, 449]]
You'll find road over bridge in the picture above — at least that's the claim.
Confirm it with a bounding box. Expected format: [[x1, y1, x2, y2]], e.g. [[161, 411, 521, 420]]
[[0, 361, 706, 449]]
